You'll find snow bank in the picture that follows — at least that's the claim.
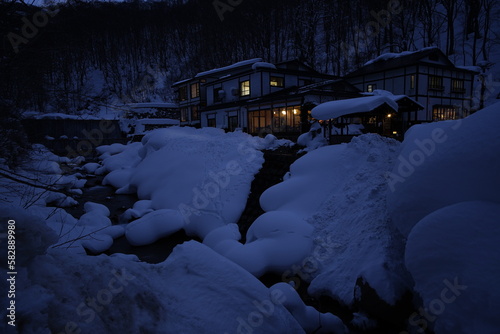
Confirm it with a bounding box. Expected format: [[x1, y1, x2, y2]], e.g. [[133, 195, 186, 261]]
[[1, 216, 304, 334], [405, 201, 500, 334], [262, 134, 410, 305], [212, 211, 314, 277], [387, 102, 500, 237], [97, 127, 267, 244]]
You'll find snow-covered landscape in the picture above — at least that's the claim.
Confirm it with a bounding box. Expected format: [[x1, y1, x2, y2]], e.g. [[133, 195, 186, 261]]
[[1, 0, 500, 333]]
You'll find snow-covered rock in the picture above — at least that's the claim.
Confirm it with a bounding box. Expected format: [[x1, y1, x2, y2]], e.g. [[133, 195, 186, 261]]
[[101, 127, 265, 241], [125, 209, 184, 246], [217, 211, 314, 277], [1, 229, 304, 334], [264, 134, 410, 305], [405, 201, 500, 334], [387, 102, 500, 237]]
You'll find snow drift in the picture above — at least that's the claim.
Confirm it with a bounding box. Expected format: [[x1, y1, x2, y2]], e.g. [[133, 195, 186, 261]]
[[405, 201, 500, 334], [387, 102, 500, 237]]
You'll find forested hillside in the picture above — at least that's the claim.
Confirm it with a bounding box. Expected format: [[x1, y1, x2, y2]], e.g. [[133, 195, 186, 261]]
[[1, 0, 498, 113]]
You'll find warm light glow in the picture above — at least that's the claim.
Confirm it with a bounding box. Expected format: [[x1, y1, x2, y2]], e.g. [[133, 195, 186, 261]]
[[393, 131, 398, 135], [281, 110, 286, 115], [387, 114, 392, 118], [273, 111, 276, 115], [293, 109, 298, 114]]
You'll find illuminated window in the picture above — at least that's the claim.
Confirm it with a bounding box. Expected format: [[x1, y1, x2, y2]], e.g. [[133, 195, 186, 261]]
[[410, 75, 415, 89], [428, 76, 444, 90], [451, 79, 465, 93], [191, 83, 200, 98], [367, 84, 376, 93], [249, 110, 271, 134], [240, 80, 250, 96], [433, 105, 457, 121], [178, 86, 188, 101], [270, 76, 284, 87]]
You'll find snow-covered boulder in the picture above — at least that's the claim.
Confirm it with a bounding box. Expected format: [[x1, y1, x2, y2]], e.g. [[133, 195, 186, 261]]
[[405, 201, 500, 334], [5, 241, 304, 334], [266, 134, 411, 306], [387, 103, 500, 237]]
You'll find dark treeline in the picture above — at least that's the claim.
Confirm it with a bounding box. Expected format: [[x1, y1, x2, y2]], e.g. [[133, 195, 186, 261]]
[[0, 0, 498, 113]]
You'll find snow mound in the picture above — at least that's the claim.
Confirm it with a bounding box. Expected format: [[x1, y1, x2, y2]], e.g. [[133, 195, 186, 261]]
[[125, 209, 184, 246], [97, 127, 266, 243], [263, 134, 410, 305], [214, 211, 314, 277], [5, 237, 304, 334], [405, 201, 500, 334], [387, 102, 500, 237]]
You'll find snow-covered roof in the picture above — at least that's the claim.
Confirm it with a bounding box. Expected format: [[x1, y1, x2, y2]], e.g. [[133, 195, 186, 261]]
[[128, 102, 178, 109], [364, 46, 440, 66], [172, 78, 193, 86], [195, 58, 263, 78], [456, 65, 481, 73], [391, 95, 425, 109], [251, 62, 277, 70], [24, 112, 103, 120], [311, 96, 398, 120], [136, 118, 180, 125], [361, 89, 425, 109]]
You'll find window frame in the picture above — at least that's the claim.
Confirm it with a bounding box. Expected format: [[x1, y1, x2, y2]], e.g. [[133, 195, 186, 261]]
[[428, 75, 444, 91], [432, 105, 457, 121], [190, 83, 200, 99], [270, 76, 284, 88], [240, 80, 251, 97], [451, 79, 466, 93], [180, 107, 189, 122], [191, 105, 200, 121], [178, 86, 188, 101], [367, 84, 376, 93], [207, 115, 216, 128]]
